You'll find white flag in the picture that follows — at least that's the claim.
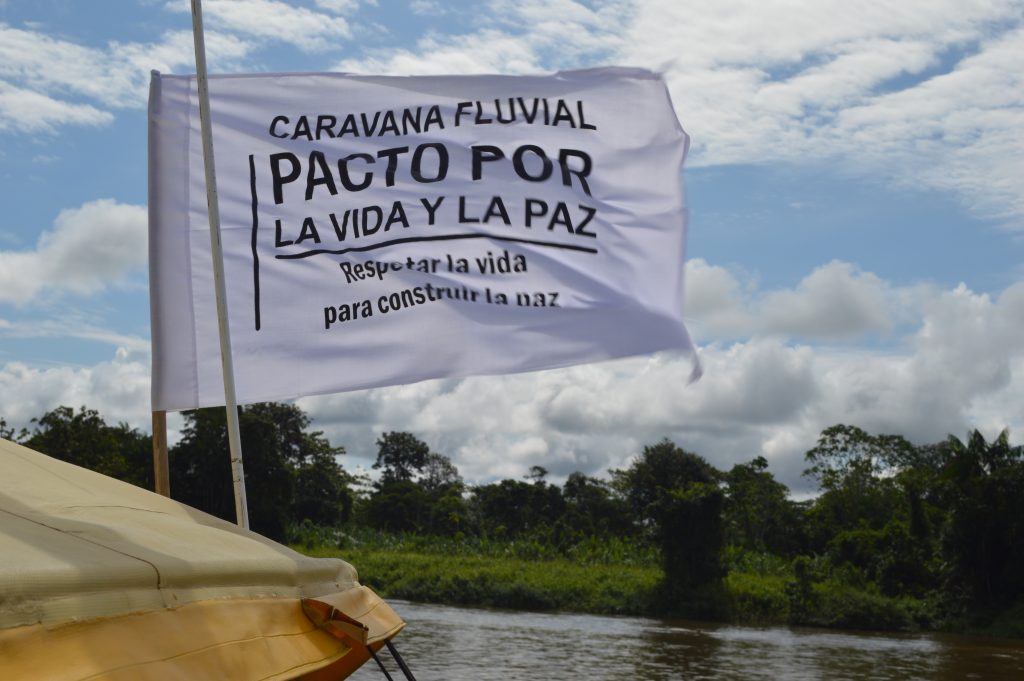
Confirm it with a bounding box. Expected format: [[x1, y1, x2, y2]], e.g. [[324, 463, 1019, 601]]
[[149, 67, 697, 411]]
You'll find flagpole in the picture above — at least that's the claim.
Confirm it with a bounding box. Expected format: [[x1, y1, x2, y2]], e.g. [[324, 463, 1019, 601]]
[[152, 410, 170, 496], [190, 0, 250, 529]]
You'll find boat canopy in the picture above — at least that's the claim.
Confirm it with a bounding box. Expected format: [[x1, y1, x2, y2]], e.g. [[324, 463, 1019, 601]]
[[0, 437, 403, 680]]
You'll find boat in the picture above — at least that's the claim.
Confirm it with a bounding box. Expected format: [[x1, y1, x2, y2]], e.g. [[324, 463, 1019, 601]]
[[0, 436, 407, 680]]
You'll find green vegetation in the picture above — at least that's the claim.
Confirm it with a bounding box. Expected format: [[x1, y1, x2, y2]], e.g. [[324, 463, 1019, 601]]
[[307, 543, 661, 615], [5, 406, 1024, 636]]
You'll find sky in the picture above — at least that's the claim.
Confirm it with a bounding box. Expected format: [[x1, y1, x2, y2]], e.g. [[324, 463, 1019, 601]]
[[1, 0, 1022, 494]]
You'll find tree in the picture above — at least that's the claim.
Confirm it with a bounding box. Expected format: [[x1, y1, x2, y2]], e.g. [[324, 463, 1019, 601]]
[[473, 478, 565, 539], [803, 425, 950, 596], [24, 406, 121, 477], [419, 452, 464, 498], [171, 406, 288, 537], [561, 472, 634, 538], [654, 481, 726, 592], [418, 452, 468, 535], [361, 479, 432, 533], [724, 456, 803, 556], [802, 425, 907, 550], [364, 437, 469, 535], [292, 447, 354, 527], [1, 417, 27, 441], [170, 402, 350, 541], [804, 424, 917, 491], [248, 403, 353, 527], [109, 421, 155, 490], [940, 429, 1024, 610], [21, 406, 152, 488], [525, 465, 548, 481], [373, 431, 430, 482], [613, 439, 725, 591]]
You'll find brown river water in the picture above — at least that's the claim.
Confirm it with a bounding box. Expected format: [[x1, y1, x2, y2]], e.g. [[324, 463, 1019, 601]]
[[351, 600, 1024, 680]]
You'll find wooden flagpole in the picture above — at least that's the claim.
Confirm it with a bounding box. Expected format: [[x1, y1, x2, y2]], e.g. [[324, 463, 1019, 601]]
[[189, 0, 250, 529], [152, 410, 170, 496]]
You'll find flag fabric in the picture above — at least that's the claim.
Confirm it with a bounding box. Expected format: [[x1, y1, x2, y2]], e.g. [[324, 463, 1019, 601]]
[[149, 67, 697, 411]]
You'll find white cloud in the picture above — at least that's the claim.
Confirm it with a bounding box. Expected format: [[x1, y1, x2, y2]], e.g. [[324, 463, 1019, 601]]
[[2, 259, 1020, 494], [686, 259, 892, 341], [761, 262, 891, 338], [166, 0, 352, 52], [0, 0, 358, 135], [0, 19, 249, 133], [0, 24, 117, 102], [617, 1, 1024, 222], [110, 29, 251, 82], [336, 29, 544, 75], [0, 23, 200, 111], [317, 0, 376, 13], [335, 0, 627, 74], [830, 27, 1024, 220], [0, 318, 150, 354], [683, 259, 752, 338], [289, 266, 1024, 494], [0, 81, 113, 133], [330, 1, 1024, 222], [0, 349, 152, 434], [2, 2, 1022, 497], [409, 0, 444, 16], [0, 199, 147, 304], [5, 1, 1019, 226]]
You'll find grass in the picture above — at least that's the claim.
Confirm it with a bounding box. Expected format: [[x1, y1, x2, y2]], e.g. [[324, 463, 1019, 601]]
[[295, 534, 936, 632], [303, 544, 661, 615], [724, 571, 791, 624]]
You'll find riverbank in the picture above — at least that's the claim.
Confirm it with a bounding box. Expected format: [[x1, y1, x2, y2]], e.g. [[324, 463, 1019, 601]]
[[299, 542, 934, 633], [294, 526, 1024, 638], [303, 545, 661, 616]]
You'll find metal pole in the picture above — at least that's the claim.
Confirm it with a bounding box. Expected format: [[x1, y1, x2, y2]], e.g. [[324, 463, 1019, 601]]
[[152, 410, 170, 496], [190, 0, 249, 529], [385, 640, 418, 681]]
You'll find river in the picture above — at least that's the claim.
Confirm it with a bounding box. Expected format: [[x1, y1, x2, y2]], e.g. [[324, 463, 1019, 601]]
[[351, 600, 1024, 680]]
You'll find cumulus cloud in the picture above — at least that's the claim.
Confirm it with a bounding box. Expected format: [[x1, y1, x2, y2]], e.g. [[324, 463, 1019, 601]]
[[686, 259, 892, 341], [2, 259, 1020, 494], [4, 1, 1020, 224], [760, 263, 891, 338], [0, 348, 152, 434], [2, 2, 1022, 499], [0, 199, 147, 304], [617, 0, 1024, 222], [335, 1, 1024, 222], [283, 268, 1022, 494], [786, 283, 1024, 469]]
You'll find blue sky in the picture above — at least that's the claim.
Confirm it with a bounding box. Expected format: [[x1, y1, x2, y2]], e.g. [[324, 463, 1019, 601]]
[[1, 0, 1022, 492]]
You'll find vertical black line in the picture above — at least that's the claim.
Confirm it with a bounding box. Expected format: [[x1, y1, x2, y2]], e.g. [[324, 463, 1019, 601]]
[[385, 640, 418, 681], [249, 153, 261, 330], [368, 645, 396, 681]]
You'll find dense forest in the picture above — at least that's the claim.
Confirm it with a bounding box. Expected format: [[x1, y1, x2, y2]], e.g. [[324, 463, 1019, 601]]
[[3, 405, 1023, 635]]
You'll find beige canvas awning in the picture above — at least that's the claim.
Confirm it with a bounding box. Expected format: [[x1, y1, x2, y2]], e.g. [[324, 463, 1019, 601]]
[[0, 437, 403, 680]]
